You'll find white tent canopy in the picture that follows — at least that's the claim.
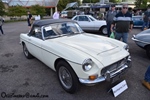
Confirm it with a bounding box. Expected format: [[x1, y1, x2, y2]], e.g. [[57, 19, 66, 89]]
[[63, 2, 78, 11]]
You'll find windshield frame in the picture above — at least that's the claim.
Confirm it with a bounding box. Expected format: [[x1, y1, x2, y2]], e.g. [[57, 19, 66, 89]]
[[42, 22, 84, 40]]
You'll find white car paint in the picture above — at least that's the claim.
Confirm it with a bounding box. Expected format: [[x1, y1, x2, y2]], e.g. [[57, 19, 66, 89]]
[[20, 32, 129, 78], [20, 19, 131, 93]]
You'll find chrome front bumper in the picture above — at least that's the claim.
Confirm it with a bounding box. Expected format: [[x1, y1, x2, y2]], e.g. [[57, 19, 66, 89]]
[[79, 58, 131, 85]]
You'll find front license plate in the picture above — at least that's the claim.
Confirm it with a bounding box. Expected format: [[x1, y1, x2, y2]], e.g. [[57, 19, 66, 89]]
[[111, 74, 122, 83]]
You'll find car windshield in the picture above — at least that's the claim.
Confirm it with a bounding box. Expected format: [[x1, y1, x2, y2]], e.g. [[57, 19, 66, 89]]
[[89, 16, 97, 21], [133, 17, 142, 20], [43, 22, 84, 39]]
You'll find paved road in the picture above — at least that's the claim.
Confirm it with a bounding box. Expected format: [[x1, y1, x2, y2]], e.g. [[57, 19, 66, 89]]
[[0, 21, 150, 100]]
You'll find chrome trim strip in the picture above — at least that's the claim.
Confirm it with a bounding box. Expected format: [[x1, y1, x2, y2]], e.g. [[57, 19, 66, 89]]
[[110, 65, 128, 78], [132, 37, 150, 45], [79, 76, 106, 84]]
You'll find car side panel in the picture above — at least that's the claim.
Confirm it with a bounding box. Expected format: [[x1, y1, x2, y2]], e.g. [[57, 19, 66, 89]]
[[26, 36, 43, 61], [77, 21, 95, 31], [40, 42, 59, 71]]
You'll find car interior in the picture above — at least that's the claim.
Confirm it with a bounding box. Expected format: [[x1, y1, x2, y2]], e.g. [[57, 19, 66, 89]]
[[29, 27, 42, 39]]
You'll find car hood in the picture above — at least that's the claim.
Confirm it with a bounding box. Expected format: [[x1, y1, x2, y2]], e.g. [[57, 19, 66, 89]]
[[55, 33, 119, 55], [135, 30, 150, 42]]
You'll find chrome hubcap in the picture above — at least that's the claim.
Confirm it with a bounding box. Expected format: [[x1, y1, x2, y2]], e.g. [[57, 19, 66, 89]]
[[24, 45, 28, 56], [102, 27, 107, 35], [59, 66, 72, 89]]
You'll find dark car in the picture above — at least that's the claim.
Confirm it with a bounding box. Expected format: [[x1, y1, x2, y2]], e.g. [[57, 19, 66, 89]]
[[132, 16, 144, 27]]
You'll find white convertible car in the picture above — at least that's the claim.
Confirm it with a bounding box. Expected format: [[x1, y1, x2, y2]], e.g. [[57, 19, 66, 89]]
[[20, 19, 131, 93]]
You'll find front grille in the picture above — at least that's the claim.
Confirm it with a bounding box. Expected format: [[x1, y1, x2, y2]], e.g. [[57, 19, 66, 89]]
[[101, 57, 128, 76]]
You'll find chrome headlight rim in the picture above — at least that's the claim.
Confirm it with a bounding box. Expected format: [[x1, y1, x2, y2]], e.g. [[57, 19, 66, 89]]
[[82, 58, 93, 72]]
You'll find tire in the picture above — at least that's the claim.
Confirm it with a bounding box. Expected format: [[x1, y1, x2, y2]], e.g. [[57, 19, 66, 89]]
[[56, 61, 79, 94], [146, 45, 150, 59], [23, 44, 33, 59], [100, 26, 107, 35]]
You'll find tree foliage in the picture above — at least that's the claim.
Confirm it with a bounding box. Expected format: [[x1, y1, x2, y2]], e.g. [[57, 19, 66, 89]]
[[82, 0, 99, 3], [135, 0, 150, 9], [82, 0, 120, 3], [30, 4, 46, 17], [0, 0, 5, 16], [109, 0, 121, 3], [7, 5, 26, 17]]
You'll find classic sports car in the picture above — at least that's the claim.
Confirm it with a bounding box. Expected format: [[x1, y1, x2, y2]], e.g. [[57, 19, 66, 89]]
[[20, 19, 131, 93], [72, 15, 107, 35], [132, 29, 150, 58]]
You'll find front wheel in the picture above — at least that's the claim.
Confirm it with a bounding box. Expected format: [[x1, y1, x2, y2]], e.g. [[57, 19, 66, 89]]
[[100, 26, 107, 35], [146, 45, 150, 58], [56, 61, 79, 94], [23, 44, 33, 59]]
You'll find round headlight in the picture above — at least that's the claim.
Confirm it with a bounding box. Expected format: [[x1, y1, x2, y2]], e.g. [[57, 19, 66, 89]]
[[82, 59, 93, 71], [83, 64, 92, 71]]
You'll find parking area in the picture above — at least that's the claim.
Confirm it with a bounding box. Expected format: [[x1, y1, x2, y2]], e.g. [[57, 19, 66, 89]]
[[0, 21, 150, 100]]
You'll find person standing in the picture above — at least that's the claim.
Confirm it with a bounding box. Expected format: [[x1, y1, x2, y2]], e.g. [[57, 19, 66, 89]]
[[106, 4, 117, 37], [53, 11, 60, 19], [142, 7, 150, 31], [142, 65, 150, 90], [0, 17, 4, 35], [27, 11, 32, 30], [111, 4, 133, 43]]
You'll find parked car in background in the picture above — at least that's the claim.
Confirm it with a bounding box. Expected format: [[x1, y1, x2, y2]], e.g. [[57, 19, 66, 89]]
[[72, 15, 107, 35], [132, 16, 144, 28], [20, 19, 131, 93], [60, 11, 68, 18], [132, 29, 150, 58]]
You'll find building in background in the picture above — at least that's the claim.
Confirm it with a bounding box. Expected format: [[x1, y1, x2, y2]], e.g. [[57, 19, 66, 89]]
[[2, 0, 59, 16]]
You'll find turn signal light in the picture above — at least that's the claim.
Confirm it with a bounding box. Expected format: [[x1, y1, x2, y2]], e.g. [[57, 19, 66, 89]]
[[89, 75, 98, 80]]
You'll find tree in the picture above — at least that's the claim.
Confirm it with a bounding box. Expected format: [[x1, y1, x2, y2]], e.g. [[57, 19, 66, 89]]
[[135, 0, 150, 9], [7, 5, 26, 19], [30, 4, 46, 17], [109, 0, 121, 3], [14, 5, 26, 17], [0, 0, 5, 16], [82, 0, 120, 3], [82, 0, 99, 3]]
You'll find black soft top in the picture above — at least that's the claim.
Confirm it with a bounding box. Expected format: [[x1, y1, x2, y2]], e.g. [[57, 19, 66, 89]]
[[33, 19, 76, 27]]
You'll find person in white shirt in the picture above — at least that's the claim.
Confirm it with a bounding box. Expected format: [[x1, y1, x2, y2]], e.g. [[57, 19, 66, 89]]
[[53, 11, 60, 19]]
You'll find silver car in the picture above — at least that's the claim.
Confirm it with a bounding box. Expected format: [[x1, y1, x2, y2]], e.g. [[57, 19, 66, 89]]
[[132, 29, 150, 58], [72, 15, 107, 35]]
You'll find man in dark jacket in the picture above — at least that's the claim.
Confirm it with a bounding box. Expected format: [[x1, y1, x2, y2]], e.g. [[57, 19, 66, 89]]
[[111, 4, 133, 43], [27, 11, 32, 31], [0, 17, 4, 35], [142, 7, 150, 30]]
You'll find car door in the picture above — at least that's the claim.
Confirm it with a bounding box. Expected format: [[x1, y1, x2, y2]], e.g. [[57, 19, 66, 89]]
[[77, 16, 94, 31], [40, 26, 59, 70], [138, 16, 144, 27], [133, 16, 143, 27], [27, 27, 43, 61]]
